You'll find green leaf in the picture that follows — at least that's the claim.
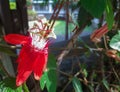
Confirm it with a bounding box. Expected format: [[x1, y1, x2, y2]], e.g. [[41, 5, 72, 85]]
[[22, 83, 29, 92], [0, 46, 16, 56], [47, 54, 57, 69], [72, 77, 83, 92], [81, 0, 106, 18], [102, 78, 109, 90], [109, 32, 120, 51], [77, 7, 92, 27], [40, 72, 47, 90], [40, 54, 57, 92], [0, 77, 16, 89], [116, 86, 120, 91], [46, 69, 57, 92], [0, 77, 22, 92], [45, 54, 57, 92], [88, 85, 94, 92], [105, 0, 114, 30], [83, 69, 88, 78], [0, 64, 5, 76]]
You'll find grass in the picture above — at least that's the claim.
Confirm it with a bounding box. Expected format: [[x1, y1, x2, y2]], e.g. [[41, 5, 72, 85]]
[[54, 20, 75, 36], [54, 20, 65, 35], [54, 20, 94, 36]]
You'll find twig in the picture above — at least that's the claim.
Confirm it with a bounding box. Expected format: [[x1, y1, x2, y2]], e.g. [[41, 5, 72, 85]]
[[100, 54, 105, 78], [110, 62, 120, 83], [61, 78, 72, 92], [48, 0, 61, 24], [56, 68, 120, 91], [49, 0, 65, 30], [57, 22, 88, 65], [57, 69, 72, 77], [103, 35, 108, 50], [45, 0, 65, 37]]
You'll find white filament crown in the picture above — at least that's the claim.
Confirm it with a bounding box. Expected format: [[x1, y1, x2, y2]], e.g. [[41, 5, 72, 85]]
[[28, 19, 56, 49]]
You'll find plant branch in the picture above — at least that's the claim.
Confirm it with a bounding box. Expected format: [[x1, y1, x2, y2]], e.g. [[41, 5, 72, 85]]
[[110, 62, 120, 83], [57, 22, 91, 65], [49, 0, 65, 30], [61, 78, 72, 92]]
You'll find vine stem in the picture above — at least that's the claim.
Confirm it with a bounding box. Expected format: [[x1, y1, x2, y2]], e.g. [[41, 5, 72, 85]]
[[57, 22, 89, 65], [61, 78, 72, 92], [55, 68, 119, 91], [44, 0, 65, 38], [110, 62, 120, 83], [103, 35, 108, 50], [49, 0, 65, 30]]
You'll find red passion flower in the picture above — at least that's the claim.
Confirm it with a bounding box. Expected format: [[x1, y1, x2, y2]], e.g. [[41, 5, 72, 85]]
[[90, 24, 108, 43], [4, 20, 56, 86]]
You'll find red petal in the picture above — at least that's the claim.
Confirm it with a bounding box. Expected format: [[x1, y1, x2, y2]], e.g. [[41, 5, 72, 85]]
[[4, 34, 29, 45], [16, 44, 36, 86], [33, 49, 48, 80], [15, 39, 48, 86], [16, 71, 32, 86]]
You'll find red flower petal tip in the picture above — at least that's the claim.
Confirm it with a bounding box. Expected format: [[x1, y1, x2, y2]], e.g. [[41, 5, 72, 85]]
[[4, 34, 29, 45], [34, 74, 40, 80], [16, 80, 23, 86]]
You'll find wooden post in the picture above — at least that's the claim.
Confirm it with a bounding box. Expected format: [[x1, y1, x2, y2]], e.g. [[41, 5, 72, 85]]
[[65, 0, 69, 40], [0, 0, 14, 34], [0, 0, 28, 34]]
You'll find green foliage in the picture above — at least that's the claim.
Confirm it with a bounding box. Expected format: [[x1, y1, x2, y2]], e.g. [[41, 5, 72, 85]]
[[79, 0, 114, 29], [40, 72, 47, 90], [77, 7, 92, 27], [102, 78, 110, 90], [54, 20, 75, 35], [22, 83, 29, 92], [72, 77, 83, 92], [0, 62, 5, 77], [26, 0, 32, 7], [46, 69, 57, 92], [83, 69, 88, 78], [88, 85, 94, 92], [81, 0, 106, 18], [80, 64, 88, 78], [27, 10, 37, 20], [105, 0, 114, 30], [0, 45, 16, 56], [27, 10, 37, 16], [0, 77, 22, 92], [109, 31, 120, 51], [40, 54, 57, 92]]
